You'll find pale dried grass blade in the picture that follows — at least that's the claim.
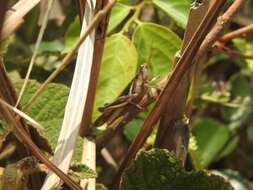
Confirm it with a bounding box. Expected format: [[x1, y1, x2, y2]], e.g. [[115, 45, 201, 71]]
[[81, 138, 96, 189], [41, 0, 97, 189], [0, 98, 43, 131], [16, 0, 55, 107]]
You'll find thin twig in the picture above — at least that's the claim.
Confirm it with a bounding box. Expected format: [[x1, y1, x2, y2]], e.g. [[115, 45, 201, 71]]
[[16, 0, 55, 107], [197, 0, 244, 58], [23, 0, 117, 111], [215, 42, 253, 59], [220, 23, 253, 42]]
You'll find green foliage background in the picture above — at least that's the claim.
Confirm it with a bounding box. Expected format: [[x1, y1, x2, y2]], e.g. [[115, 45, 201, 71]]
[[1, 0, 253, 189]]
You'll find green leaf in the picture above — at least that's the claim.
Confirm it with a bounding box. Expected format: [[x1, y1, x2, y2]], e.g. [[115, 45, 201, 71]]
[[233, 38, 253, 72], [118, 0, 136, 5], [63, 16, 80, 53], [124, 119, 143, 141], [108, 3, 132, 33], [192, 118, 230, 167], [15, 80, 84, 160], [93, 34, 137, 120], [227, 105, 252, 130], [188, 134, 204, 170], [69, 163, 97, 180], [247, 125, 253, 143], [152, 0, 191, 28], [30, 40, 64, 54], [231, 75, 253, 98], [15, 80, 69, 148], [133, 23, 181, 76], [121, 149, 234, 190], [223, 74, 253, 130]]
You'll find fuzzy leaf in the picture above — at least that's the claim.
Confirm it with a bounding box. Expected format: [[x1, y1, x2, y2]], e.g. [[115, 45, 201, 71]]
[[70, 162, 97, 179], [122, 149, 234, 190], [15, 80, 69, 148]]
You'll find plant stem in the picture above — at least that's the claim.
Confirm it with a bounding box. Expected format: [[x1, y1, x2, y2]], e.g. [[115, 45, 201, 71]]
[[16, 0, 55, 107], [111, 1, 227, 189], [119, 1, 147, 34], [220, 23, 253, 42], [197, 0, 245, 58]]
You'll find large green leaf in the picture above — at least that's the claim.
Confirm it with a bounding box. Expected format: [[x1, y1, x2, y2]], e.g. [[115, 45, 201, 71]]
[[15, 80, 69, 147], [108, 3, 132, 33], [192, 118, 230, 167], [133, 23, 181, 76], [152, 0, 191, 28], [16, 80, 84, 160], [122, 149, 234, 190], [93, 34, 137, 120]]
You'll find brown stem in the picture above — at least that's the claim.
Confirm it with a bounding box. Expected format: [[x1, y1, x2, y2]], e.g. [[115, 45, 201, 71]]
[[111, 1, 227, 189], [220, 23, 253, 42], [80, 0, 112, 137], [155, 0, 211, 154], [75, 0, 86, 23], [215, 41, 253, 59], [196, 0, 244, 58], [0, 1, 8, 37]]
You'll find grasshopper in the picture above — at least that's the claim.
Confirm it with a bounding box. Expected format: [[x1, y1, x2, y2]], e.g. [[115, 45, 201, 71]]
[[99, 64, 151, 112], [95, 64, 151, 127]]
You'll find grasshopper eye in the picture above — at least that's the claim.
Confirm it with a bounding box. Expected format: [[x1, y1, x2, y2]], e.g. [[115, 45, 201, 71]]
[[140, 64, 148, 70]]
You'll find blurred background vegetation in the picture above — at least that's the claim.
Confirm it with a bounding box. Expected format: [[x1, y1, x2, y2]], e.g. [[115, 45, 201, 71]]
[[1, 0, 253, 189]]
